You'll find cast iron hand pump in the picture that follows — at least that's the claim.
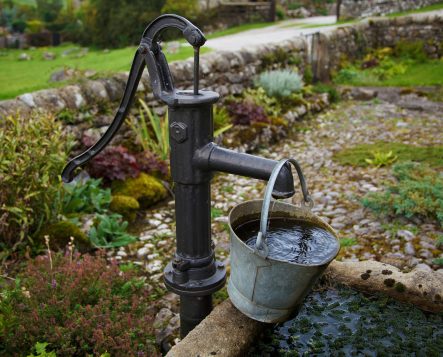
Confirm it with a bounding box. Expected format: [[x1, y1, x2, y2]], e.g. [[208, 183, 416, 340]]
[[62, 14, 297, 337]]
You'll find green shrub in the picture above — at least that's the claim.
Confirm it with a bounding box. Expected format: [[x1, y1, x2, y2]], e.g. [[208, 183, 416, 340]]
[[109, 195, 140, 222], [112, 173, 168, 209], [334, 67, 360, 84], [62, 178, 111, 215], [0, 252, 159, 356], [161, 0, 198, 19], [362, 162, 443, 226], [89, 214, 137, 248], [312, 83, 341, 103], [0, 113, 73, 259], [394, 40, 427, 62], [242, 87, 282, 117], [255, 70, 303, 98]]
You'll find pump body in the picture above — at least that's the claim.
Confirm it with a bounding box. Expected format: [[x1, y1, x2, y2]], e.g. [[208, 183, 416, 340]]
[[61, 14, 295, 338]]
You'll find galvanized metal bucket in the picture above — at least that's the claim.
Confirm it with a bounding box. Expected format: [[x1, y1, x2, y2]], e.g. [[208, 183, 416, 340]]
[[227, 159, 340, 323]]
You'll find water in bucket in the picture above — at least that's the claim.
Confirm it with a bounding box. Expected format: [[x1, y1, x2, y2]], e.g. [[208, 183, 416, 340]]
[[235, 217, 339, 265]]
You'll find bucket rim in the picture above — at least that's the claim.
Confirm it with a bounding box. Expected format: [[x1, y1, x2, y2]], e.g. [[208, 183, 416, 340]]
[[228, 199, 340, 267]]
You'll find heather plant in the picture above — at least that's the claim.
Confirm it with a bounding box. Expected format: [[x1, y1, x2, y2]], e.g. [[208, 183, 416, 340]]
[[0, 113, 73, 260], [62, 178, 111, 215], [0, 252, 159, 356], [362, 162, 443, 226], [255, 70, 303, 98], [226, 101, 270, 126]]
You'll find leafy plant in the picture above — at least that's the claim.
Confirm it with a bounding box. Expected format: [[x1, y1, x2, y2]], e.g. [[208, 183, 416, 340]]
[[0, 113, 73, 259], [213, 106, 233, 137], [362, 162, 443, 226], [0, 252, 159, 356], [87, 145, 140, 181], [128, 99, 169, 161], [135, 150, 169, 179], [365, 150, 398, 168], [62, 178, 111, 215], [88, 214, 137, 248], [255, 70, 303, 98], [339, 238, 357, 247], [213, 105, 232, 130], [242, 87, 282, 117], [312, 83, 341, 103], [27, 342, 56, 357], [226, 101, 270, 126]]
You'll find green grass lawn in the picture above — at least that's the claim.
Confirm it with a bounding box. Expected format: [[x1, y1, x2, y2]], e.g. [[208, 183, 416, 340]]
[[0, 20, 280, 100], [334, 60, 443, 87], [0, 44, 210, 100], [387, 2, 443, 17]]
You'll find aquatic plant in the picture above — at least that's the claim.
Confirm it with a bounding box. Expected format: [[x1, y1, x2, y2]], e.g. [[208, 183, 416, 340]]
[[249, 285, 443, 355]]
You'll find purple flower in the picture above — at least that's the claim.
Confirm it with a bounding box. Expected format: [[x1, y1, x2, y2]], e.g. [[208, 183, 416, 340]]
[[51, 279, 57, 289]]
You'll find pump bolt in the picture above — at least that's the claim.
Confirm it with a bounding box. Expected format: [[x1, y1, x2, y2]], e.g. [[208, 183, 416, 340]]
[[170, 122, 188, 143]]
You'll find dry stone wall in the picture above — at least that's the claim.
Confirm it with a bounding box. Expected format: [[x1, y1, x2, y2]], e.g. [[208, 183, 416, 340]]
[[340, 0, 442, 19], [0, 14, 442, 122]]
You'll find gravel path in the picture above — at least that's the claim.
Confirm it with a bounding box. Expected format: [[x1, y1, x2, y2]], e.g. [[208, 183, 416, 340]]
[[111, 95, 442, 347]]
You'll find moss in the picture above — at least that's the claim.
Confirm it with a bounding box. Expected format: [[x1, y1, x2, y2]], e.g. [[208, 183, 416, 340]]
[[384, 278, 396, 287], [109, 195, 140, 222], [112, 173, 168, 209], [333, 142, 443, 168], [394, 282, 406, 293], [360, 273, 370, 280], [382, 270, 393, 275], [41, 221, 91, 252]]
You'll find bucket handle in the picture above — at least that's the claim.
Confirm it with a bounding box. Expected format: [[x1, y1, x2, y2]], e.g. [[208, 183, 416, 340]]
[[255, 159, 313, 257]]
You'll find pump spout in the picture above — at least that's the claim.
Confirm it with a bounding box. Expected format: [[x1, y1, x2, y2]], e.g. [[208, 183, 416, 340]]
[[194, 144, 295, 199]]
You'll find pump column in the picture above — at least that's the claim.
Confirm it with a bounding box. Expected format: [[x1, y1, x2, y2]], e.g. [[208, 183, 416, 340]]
[[163, 91, 226, 338]]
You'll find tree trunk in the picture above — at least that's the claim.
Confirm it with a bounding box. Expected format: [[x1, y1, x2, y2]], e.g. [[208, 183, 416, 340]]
[[336, 0, 342, 21], [269, 0, 276, 22]]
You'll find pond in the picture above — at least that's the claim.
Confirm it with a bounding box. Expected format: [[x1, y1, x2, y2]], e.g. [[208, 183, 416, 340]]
[[248, 285, 442, 356]]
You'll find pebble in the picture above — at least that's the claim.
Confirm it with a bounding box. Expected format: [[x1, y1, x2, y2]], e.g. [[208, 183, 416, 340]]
[[397, 229, 415, 241], [404, 242, 416, 256], [137, 247, 149, 259], [116, 250, 127, 257]]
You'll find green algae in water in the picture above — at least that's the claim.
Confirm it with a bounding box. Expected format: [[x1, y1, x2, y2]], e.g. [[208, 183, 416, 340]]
[[248, 286, 443, 356]]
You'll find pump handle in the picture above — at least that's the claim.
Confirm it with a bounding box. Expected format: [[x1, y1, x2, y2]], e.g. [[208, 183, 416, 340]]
[[62, 14, 205, 182]]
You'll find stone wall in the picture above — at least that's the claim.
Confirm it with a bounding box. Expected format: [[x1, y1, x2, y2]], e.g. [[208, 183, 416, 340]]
[[1, 13, 442, 121], [340, 0, 442, 19], [312, 14, 443, 81]]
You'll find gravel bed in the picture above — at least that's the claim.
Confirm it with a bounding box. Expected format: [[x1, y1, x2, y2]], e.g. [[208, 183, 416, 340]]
[[109, 97, 443, 348]]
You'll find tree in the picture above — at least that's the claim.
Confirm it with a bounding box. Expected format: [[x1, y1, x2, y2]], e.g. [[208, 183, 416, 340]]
[[161, 0, 198, 19], [336, 0, 342, 21]]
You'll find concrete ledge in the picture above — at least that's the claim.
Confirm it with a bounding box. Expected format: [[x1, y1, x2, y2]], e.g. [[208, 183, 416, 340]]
[[168, 260, 442, 356], [166, 299, 265, 357]]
